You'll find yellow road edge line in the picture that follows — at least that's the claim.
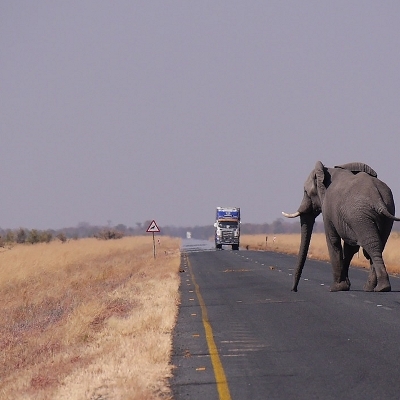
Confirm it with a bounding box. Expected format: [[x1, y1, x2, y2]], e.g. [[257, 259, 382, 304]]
[[186, 255, 232, 400]]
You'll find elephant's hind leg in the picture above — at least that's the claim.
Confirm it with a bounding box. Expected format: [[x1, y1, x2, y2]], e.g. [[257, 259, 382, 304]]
[[363, 250, 377, 292], [362, 249, 391, 292]]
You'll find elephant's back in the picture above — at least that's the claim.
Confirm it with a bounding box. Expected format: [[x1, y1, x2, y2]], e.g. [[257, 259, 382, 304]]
[[329, 172, 395, 214], [351, 173, 395, 215]]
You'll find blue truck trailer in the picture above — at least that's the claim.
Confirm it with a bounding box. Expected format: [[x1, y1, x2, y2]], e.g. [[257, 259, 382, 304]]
[[214, 207, 241, 250]]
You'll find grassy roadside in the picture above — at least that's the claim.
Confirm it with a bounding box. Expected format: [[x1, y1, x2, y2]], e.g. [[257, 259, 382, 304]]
[[240, 232, 400, 275], [6, 232, 398, 398], [1, 236, 181, 399]]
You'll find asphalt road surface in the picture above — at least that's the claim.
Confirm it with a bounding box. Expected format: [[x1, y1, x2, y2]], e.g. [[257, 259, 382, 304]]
[[171, 239, 400, 400]]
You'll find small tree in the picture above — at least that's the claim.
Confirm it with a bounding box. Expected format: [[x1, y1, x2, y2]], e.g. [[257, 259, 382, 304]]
[[27, 229, 40, 244], [40, 231, 53, 243], [95, 229, 124, 240], [16, 228, 26, 244], [56, 233, 67, 243], [5, 231, 15, 244]]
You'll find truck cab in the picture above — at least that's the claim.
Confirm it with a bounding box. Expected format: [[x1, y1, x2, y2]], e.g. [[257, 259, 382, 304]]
[[214, 207, 240, 250]]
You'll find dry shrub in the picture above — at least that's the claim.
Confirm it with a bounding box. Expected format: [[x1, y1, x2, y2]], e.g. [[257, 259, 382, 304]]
[[0, 236, 181, 399], [95, 228, 124, 240], [241, 233, 400, 274]]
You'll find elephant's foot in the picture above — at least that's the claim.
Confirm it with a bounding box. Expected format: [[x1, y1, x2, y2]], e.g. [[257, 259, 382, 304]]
[[330, 281, 350, 292], [365, 275, 391, 292], [374, 282, 391, 292], [363, 280, 377, 292]]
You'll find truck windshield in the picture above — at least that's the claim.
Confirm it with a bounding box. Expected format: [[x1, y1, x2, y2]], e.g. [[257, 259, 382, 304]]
[[218, 221, 238, 228]]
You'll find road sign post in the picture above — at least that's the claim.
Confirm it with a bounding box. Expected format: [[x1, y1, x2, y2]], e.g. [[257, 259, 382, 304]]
[[146, 220, 160, 258]]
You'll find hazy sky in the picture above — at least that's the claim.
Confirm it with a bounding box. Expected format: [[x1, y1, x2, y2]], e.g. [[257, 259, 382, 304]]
[[1, 1, 400, 230]]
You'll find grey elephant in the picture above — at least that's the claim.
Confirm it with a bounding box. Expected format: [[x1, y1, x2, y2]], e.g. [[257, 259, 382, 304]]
[[282, 161, 400, 292]]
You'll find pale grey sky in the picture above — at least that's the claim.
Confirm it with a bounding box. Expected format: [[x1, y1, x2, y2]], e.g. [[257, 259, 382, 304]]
[[1, 1, 400, 230]]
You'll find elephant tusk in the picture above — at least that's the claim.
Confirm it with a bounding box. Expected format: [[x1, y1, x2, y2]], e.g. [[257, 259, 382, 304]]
[[282, 211, 301, 218]]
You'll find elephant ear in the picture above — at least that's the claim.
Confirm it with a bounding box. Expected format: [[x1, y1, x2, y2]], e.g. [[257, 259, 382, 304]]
[[334, 162, 377, 178], [314, 161, 326, 203]]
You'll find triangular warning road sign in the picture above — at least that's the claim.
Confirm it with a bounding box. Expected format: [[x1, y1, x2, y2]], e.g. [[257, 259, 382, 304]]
[[146, 220, 160, 233]]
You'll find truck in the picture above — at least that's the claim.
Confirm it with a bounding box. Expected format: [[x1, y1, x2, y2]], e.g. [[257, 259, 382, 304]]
[[214, 207, 240, 250]]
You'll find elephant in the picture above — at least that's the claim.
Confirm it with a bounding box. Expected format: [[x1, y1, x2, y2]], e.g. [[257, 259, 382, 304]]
[[282, 161, 400, 292]]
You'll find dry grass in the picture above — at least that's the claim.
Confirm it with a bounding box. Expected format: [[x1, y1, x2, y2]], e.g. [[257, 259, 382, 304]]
[[0, 236, 181, 400], [241, 232, 400, 274]]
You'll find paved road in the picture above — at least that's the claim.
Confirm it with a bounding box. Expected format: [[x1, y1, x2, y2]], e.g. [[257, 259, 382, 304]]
[[171, 239, 400, 400]]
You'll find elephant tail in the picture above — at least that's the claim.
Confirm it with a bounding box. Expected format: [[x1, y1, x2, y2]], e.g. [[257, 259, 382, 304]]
[[378, 206, 400, 221]]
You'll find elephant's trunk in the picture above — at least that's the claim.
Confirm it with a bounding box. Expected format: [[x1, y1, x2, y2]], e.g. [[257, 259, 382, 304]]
[[292, 213, 315, 292]]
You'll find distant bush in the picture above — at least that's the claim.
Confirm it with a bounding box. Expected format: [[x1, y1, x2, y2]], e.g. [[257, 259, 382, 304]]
[[5, 231, 15, 244], [40, 231, 53, 243], [0, 229, 53, 245], [95, 229, 124, 240], [27, 229, 41, 244], [56, 233, 67, 243], [16, 228, 27, 244]]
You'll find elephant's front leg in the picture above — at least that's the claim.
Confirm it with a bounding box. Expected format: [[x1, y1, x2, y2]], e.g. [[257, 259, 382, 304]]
[[342, 243, 359, 288], [325, 232, 350, 292]]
